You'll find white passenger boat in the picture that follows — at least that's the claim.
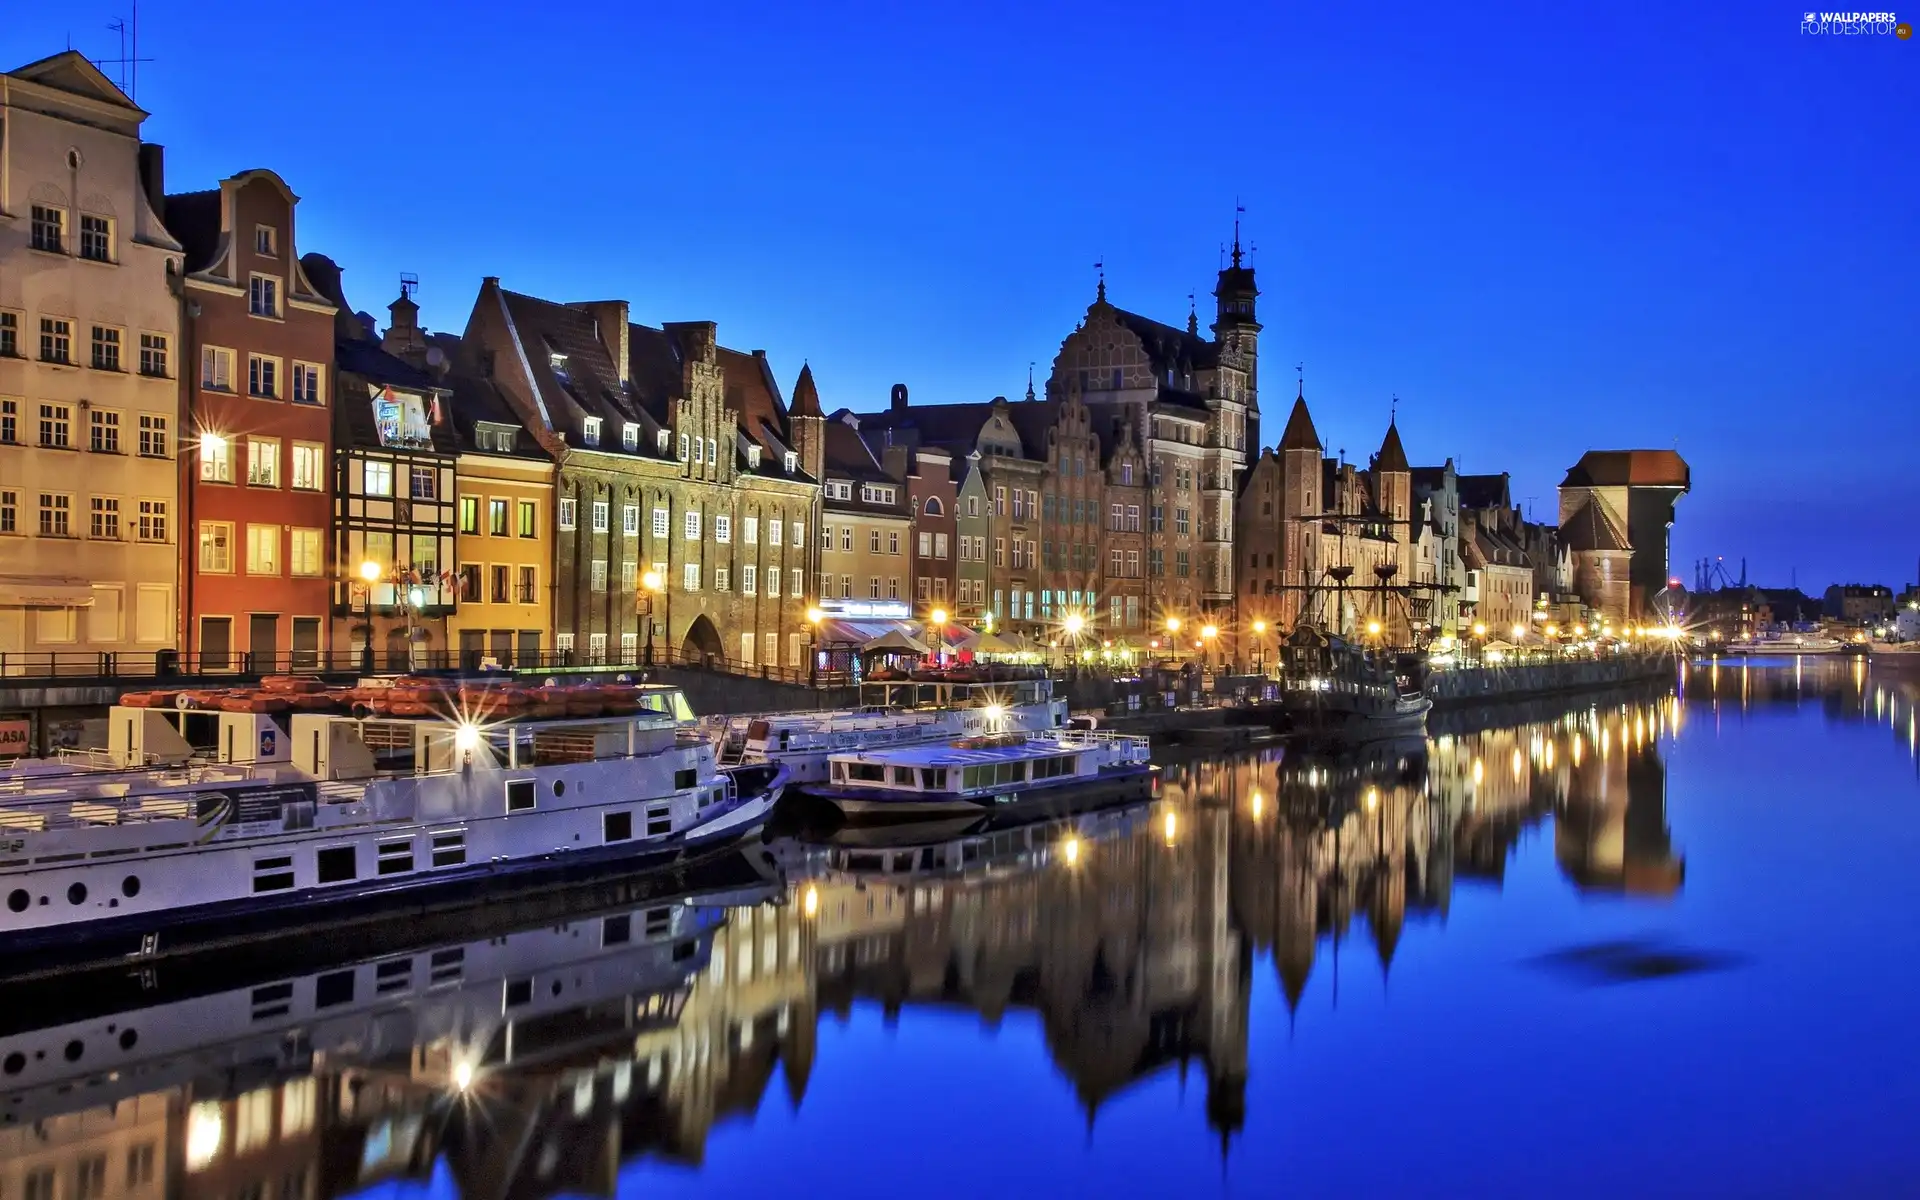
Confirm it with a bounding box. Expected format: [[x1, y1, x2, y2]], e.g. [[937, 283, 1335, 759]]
[[0, 683, 786, 967], [1723, 633, 1844, 656], [810, 728, 1154, 819], [706, 671, 1067, 785]]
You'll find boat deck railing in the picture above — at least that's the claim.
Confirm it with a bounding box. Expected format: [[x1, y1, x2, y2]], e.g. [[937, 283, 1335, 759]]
[[0, 762, 276, 834]]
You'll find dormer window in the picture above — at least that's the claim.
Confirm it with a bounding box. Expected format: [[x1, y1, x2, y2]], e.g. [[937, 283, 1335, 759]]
[[784, 451, 798, 473], [657, 430, 671, 454], [748, 445, 762, 469], [621, 423, 639, 451], [582, 417, 602, 447]]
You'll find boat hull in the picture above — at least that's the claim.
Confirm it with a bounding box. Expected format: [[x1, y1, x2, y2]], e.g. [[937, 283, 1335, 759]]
[[0, 766, 787, 976], [804, 765, 1155, 821], [1283, 695, 1432, 748]]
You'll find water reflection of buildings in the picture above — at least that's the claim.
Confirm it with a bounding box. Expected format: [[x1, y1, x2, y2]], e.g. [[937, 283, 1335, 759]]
[[1687, 654, 1920, 767], [2, 697, 1693, 1197], [0, 885, 814, 1200]]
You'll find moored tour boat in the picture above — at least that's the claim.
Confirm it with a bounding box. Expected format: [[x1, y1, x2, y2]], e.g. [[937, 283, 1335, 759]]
[[1722, 633, 1844, 656], [0, 682, 786, 970], [706, 671, 1067, 786], [806, 727, 1154, 820]]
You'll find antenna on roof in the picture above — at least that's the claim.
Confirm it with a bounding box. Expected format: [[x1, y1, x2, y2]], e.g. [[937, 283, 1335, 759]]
[[399, 272, 420, 301], [1296, 362, 1304, 398], [100, 3, 154, 101], [1390, 394, 1398, 424]]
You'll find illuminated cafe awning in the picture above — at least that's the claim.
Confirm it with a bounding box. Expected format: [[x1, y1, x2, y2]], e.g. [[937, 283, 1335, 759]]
[[0, 576, 95, 607]]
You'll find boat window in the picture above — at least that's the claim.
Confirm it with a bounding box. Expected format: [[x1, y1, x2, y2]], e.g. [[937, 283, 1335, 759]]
[[604, 811, 633, 843], [503, 977, 534, 1008], [315, 970, 355, 1009], [846, 763, 887, 783], [602, 914, 632, 946], [377, 839, 412, 876], [250, 982, 294, 1021], [646, 805, 672, 836], [505, 779, 536, 812], [428, 947, 464, 985], [252, 855, 294, 893], [891, 766, 916, 786], [917, 685, 939, 707], [430, 832, 465, 868], [920, 768, 942, 789], [674, 768, 699, 790], [317, 846, 357, 884], [375, 959, 411, 994]]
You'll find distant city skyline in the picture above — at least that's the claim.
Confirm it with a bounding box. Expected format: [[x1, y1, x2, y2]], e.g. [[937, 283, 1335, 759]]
[[7, 0, 1914, 588]]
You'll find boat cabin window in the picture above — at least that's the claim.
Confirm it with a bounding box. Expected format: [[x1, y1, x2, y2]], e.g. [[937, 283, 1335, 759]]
[[920, 768, 942, 789], [1031, 753, 1077, 780], [962, 761, 1028, 790], [840, 762, 887, 783], [505, 779, 536, 813], [891, 766, 916, 786]]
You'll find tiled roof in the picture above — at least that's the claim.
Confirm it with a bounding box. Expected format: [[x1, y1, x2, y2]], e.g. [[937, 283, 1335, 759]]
[[1561, 450, 1690, 489], [624, 324, 684, 427], [161, 189, 222, 273], [1560, 499, 1632, 552], [1277, 394, 1320, 452], [445, 370, 551, 460], [1374, 422, 1409, 474], [790, 363, 824, 418], [853, 400, 998, 457], [824, 419, 889, 481], [498, 288, 647, 444], [1112, 307, 1220, 373], [1458, 473, 1511, 511], [717, 347, 792, 464]]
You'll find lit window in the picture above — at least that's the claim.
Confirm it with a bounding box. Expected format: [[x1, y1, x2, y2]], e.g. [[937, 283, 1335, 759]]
[[31, 205, 66, 252], [683, 562, 700, 592], [363, 460, 393, 496], [582, 416, 602, 447]]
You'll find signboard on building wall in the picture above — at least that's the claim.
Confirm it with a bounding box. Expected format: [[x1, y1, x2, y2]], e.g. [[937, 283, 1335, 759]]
[[369, 385, 434, 448], [815, 600, 912, 620], [0, 717, 32, 757]]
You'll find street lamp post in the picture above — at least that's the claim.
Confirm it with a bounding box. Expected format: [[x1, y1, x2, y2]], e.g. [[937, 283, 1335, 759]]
[[1200, 623, 1218, 673], [930, 607, 948, 666], [637, 570, 663, 671], [1252, 619, 1268, 675]]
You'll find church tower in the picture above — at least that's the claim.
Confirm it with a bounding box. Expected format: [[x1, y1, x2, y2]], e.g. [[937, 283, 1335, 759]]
[[1211, 218, 1261, 442]]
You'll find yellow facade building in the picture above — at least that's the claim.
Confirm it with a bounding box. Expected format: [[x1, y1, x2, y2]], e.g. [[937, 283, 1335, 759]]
[[446, 374, 554, 665]]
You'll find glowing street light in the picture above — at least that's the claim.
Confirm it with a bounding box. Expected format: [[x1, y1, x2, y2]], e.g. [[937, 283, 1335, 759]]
[[358, 559, 382, 584], [1064, 612, 1085, 636]]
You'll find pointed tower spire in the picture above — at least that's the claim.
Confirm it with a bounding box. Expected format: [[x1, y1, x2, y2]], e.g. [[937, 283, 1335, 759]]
[[1094, 258, 1106, 304], [1231, 199, 1245, 268], [1025, 361, 1035, 403], [790, 361, 823, 418], [1187, 291, 1199, 336]]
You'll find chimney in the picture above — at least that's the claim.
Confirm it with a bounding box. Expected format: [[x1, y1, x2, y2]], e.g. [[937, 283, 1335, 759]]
[[137, 143, 165, 220], [890, 383, 909, 414], [882, 444, 910, 483], [570, 301, 630, 385]]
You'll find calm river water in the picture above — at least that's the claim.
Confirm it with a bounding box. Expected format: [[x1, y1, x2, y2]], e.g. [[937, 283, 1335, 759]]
[[4, 656, 1917, 1198]]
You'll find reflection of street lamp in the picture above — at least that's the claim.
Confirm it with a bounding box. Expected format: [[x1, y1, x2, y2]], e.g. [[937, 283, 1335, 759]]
[[1200, 623, 1218, 669], [806, 606, 824, 694], [1252, 619, 1268, 674], [930, 607, 948, 665], [637, 569, 663, 668]]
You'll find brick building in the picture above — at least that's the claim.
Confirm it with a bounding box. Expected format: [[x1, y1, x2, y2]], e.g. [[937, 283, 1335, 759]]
[[461, 281, 818, 670], [168, 169, 336, 670]]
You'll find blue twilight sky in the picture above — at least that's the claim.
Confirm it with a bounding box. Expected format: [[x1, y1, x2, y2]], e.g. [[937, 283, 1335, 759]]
[[7, 2, 1916, 590]]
